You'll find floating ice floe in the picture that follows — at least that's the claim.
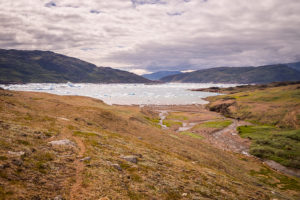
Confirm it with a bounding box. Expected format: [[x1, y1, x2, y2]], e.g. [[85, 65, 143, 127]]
[[1, 83, 238, 105]]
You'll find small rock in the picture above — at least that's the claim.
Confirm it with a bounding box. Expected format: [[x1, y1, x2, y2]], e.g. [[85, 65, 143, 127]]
[[48, 139, 75, 146], [80, 157, 91, 162], [111, 163, 122, 171], [8, 151, 25, 156], [54, 195, 64, 200], [182, 193, 188, 197], [137, 137, 143, 140], [134, 154, 143, 158], [121, 155, 138, 164]]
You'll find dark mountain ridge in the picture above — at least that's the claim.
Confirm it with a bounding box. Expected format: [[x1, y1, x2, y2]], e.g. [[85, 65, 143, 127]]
[[161, 64, 300, 84], [0, 49, 153, 84]]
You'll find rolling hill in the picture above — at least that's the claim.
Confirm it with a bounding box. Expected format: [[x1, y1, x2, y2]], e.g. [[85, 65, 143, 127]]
[[287, 61, 300, 71], [142, 71, 182, 80], [0, 49, 153, 84], [161, 64, 300, 84]]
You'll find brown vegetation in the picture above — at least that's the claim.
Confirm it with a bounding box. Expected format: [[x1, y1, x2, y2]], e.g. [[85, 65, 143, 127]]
[[0, 89, 299, 199]]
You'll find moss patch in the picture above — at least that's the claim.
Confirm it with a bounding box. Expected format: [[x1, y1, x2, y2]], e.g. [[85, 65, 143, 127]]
[[238, 125, 300, 168], [198, 120, 232, 129], [163, 120, 183, 128], [180, 132, 204, 139]]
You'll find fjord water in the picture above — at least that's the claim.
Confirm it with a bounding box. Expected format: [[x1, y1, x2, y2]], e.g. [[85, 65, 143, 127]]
[[1, 83, 237, 105]]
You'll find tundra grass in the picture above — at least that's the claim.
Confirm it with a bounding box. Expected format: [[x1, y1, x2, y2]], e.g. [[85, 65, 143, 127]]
[[166, 112, 189, 121], [179, 131, 204, 139], [198, 120, 232, 129], [162, 120, 183, 128], [238, 125, 300, 168]]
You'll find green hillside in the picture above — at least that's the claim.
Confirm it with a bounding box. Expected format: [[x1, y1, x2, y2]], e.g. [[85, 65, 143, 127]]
[[0, 49, 152, 84], [161, 64, 300, 84]]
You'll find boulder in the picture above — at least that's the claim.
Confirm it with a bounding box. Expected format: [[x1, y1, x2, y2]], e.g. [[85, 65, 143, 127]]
[[121, 155, 138, 164], [80, 157, 91, 162], [48, 139, 75, 146]]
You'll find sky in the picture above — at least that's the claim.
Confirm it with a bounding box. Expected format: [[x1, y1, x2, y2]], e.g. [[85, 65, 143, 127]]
[[0, 0, 300, 75]]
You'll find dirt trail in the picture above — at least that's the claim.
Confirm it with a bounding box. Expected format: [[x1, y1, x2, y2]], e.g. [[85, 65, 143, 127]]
[[60, 126, 86, 200], [70, 135, 86, 200]]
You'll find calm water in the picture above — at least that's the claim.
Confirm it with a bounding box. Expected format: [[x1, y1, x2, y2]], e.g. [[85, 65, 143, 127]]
[[1, 83, 238, 105]]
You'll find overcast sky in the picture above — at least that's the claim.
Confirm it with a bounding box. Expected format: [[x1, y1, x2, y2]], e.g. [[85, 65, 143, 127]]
[[1, 0, 300, 74]]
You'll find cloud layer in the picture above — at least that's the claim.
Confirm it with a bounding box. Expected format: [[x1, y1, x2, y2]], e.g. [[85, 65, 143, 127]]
[[1, 0, 300, 74]]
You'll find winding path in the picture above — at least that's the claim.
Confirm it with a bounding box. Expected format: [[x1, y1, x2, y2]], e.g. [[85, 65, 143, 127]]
[[70, 135, 86, 200]]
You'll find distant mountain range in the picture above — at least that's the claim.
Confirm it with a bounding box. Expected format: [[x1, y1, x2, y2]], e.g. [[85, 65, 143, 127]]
[[287, 62, 300, 71], [160, 64, 300, 84], [1, 49, 300, 84], [0, 49, 153, 84], [142, 71, 182, 80]]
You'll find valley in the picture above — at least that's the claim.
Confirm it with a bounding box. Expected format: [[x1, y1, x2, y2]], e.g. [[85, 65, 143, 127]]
[[0, 86, 299, 199]]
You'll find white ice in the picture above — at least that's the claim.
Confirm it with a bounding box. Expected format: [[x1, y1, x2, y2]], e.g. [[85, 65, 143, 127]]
[[0, 83, 238, 105]]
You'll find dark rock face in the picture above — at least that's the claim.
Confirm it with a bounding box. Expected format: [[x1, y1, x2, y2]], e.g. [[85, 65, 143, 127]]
[[0, 49, 153, 84], [209, 102, 236, 116]]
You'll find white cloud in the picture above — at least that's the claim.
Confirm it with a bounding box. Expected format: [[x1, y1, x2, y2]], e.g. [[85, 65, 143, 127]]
[[0, 0, 300, 73]]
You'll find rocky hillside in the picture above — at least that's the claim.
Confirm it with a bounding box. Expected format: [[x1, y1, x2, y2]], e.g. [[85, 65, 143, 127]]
[[161, 64, 300, 84], [0, 49, 153, 84], [0, 89, 299, 199]]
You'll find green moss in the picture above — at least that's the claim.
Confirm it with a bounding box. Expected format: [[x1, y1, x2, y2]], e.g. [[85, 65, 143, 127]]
[[144, 116, 160, 124], [163, 120, 182, 128], [198, 120, 232, 129], [180, 132, 204, 139], [250, 167, 300, 190], [144, 116, 161, 128], [238, 125, 300, 168]]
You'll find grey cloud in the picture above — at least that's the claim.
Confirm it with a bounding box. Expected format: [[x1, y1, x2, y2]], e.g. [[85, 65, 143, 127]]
[[45, 1, 56, 7], [131, 0, 167, 6], [0, 0, 300, 73]]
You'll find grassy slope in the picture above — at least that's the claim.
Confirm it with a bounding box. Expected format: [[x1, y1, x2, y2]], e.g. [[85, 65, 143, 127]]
[[0, 89, 299, 199], [0, 49, 152, 84], [161, 65, 300, 84], [206, 83, 300, 169]]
